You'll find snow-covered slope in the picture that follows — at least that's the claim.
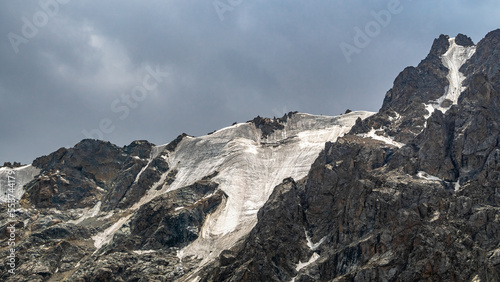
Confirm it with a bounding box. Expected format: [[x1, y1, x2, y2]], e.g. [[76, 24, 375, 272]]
[[92, 111, 374, 266], [173, 111, 373, 264], [0, 165, 40, 203]]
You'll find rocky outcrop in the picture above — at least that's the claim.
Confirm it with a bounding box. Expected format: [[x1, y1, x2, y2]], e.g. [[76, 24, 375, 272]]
[[248, 111, 298, 138], [25, 139, 154, 210], [22, 139, 174, 211], [462, 29, 500, 84], [67, 180, 226, 282], [2, 162, 23, 168], [106, 179, 224, 251]]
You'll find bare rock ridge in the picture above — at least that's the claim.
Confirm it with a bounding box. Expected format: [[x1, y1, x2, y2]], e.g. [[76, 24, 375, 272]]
[[0, 29, 499, 281]]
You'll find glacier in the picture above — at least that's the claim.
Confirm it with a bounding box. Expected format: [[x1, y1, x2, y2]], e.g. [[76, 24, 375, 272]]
[[90, 111, 375, 270], [166, 111, 375, 265]]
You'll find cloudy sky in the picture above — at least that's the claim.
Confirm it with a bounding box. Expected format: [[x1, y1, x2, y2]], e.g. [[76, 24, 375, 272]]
[[1, 0, 499, 164]]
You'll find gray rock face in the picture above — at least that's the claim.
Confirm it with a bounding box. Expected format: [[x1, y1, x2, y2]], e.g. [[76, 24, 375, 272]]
[[2, 30, 500, 281], [109, 179, 224, 251], [67, 180, 226, 282], [26, 139, 156, 210], [463, 29, 500, 84], [455, 33, 475, 47]]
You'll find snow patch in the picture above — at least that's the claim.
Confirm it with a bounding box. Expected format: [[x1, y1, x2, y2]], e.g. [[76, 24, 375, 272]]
[[359, 128, 405, 148], [190, 276, 201, 282], [306, 230, 327, 251], [68, 201, 102, 224], [423, 103, 436, 120], [92, 214, 132, 250], [296, 252, 320, 271], [59, 175, 70, 185], [417, 171, 441, 182], [99, 211, 114, 220], [213, 122, 246, 133], [388, 112, 401, 122], [430, 211, 440, 222], [133, 250, 156, 255], [297, 127, 350, 149]]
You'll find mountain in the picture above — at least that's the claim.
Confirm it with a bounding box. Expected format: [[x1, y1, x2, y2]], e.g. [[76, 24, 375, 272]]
[[1, 29, 500, 281]]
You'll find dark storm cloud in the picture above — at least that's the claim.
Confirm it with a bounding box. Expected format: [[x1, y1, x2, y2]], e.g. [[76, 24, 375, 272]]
[[1, 0, 499, 164]]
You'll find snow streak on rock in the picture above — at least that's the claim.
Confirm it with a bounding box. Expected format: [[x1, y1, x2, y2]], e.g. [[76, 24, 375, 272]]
[[359, 128, 405, 148], [305, 229, 327, 251], [68, 201, 102, 225], [423, 37, 476, 119], [296, 252, 320, 271], [92, 214, 133, 250], [417, 171, 441, 182]]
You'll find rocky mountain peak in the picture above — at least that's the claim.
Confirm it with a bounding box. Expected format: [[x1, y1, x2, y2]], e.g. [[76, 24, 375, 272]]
[[462, 28, 500, 83], [352, 32, 483, 145], [426, 34, 451, 58], [484, 28, 500, 41], [455, 33, 475, 47]]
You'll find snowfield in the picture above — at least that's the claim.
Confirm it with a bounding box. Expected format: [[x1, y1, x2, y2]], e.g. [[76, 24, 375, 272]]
[[170, 111, 375, 264], [91, 111, 375, 268]]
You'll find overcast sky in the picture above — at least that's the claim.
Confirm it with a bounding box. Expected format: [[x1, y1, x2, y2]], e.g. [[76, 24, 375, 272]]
[[1, 0, 499, 164]]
